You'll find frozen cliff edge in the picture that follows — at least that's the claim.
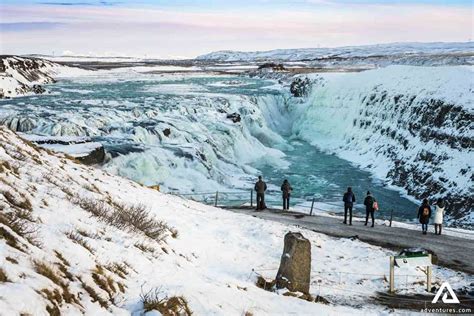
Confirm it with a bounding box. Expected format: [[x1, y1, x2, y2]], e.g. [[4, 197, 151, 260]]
[[293, 65, 473, 228]]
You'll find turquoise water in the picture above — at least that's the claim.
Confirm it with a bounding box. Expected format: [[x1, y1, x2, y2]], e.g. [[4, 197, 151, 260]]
[[257, 141, 418, 221], [0, 72, 419, 222]]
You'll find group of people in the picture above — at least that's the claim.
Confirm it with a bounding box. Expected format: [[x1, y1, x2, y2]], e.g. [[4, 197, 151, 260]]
[[417, 198, 446, 235], [254, 176, 292, 211], [342, 187, 378, 227], [255, 177, 447, 235]]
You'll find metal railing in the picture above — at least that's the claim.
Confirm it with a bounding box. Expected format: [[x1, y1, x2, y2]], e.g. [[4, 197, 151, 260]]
[[169, 189, 474, 239], [170, 189, 397, 224]]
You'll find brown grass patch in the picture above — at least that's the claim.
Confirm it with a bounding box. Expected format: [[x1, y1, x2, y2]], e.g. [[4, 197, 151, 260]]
[[73, 196, 174, 243], [0, 268, 10, 282], [105, 262, 128, 279], [65, 231, 94, 254], [140, 288, 192, 315], [134, 242, 155, 253], [0, 226, 25, 251], [79, 279, 109, 308], [2, 191, 32, 211]]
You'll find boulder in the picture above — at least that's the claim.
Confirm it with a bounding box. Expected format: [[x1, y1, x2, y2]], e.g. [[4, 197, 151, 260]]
[[276, 232, 311, 294], [226, 113, 241, 123]]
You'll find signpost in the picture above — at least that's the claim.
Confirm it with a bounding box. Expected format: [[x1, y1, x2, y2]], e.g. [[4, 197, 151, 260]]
[[389, 249, 432, 293]]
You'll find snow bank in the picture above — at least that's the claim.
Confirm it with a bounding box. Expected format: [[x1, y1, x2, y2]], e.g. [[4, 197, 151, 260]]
[[292, 65, 473, 227], [0, 127, 472, 315]]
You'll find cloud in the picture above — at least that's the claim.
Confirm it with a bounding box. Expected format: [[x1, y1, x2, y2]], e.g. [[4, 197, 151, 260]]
[[0, 22, 65, 32], [38, 1, 121, 5]]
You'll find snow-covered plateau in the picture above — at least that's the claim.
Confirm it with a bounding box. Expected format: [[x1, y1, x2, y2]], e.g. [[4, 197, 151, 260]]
[[0, 127, 473, 315], [197, 42, 474, 68]]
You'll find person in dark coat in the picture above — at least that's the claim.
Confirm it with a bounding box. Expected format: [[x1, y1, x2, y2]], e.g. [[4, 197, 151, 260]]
[[417, 198, 432, 234], [342, 187, 355, 225], [254, 176, 267, 211], [281, 179, 293, 210], [363, 191, 376, 227]]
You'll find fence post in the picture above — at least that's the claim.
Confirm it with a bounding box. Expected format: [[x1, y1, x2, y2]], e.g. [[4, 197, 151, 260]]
[[310, 198, 315, 216], [214, 191, 219, 207], [427, 254, 432, 292], [389, 256, 395, 293], [250, 189, 253, 208], [389, 209, 393, 227]]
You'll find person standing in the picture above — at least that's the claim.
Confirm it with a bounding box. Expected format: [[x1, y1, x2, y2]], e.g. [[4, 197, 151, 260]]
[[417, 198, 432, 235], [433, 198, 446, 235], [254, 176, 267, 211], [342, 187, 356, 225], [363, 191, 377, 227], [281, 179, 293, 211]]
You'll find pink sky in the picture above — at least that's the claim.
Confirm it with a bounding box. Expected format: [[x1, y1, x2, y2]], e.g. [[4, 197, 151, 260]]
[[0, 2, 472, 58]]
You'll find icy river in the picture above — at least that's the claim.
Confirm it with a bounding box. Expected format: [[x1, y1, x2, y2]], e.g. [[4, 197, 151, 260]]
[[0, 67, 420, 221]]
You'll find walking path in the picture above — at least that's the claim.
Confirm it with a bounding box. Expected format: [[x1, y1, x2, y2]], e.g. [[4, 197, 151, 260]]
[[225, 207, 474, 275]]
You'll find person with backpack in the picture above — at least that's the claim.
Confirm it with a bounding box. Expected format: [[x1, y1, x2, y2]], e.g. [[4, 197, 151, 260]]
[[254, 176, 267, 211], [417, 198, 431, 234], [363, 191, 378, 227], [433, 198, 446, 235], [280, 179, 293, 211], [342, 187, 356, 225]]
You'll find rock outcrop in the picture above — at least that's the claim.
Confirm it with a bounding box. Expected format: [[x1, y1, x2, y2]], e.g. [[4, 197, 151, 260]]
[[21, 134, 106, 165], [0, 56, 63, 99], [276, 232, 311, 294]]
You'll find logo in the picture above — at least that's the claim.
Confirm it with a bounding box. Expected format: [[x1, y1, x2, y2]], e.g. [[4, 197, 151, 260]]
[[432, 282, 460, 304]]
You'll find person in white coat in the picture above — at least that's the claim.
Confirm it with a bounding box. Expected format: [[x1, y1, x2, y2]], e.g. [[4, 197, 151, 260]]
[[433, 198, 446, 235]]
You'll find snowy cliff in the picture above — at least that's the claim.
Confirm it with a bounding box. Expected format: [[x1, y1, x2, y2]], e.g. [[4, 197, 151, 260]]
[[292, 66, 473, 227], [0, 56, 67, 99]]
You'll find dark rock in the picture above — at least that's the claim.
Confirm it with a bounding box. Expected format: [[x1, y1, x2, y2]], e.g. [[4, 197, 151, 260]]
[[76, 146, 106, 165], [314, 295, 330, 305], [276, 232, 311, 294], [226, 113, 241, 123], [32, 84, 45, 94], [256, 275, 276, 291], [258, 63, 285, 71], [163, 128, 171, 137], [290, 77, 312, 97]]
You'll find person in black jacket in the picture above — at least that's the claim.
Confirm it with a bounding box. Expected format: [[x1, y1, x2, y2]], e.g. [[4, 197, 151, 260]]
[[417, 198, 431, 234], [254, 176, 267, 211], [342, 187, 355, 225], [281, 179, 293, 210], [363, 191, 376, 227]]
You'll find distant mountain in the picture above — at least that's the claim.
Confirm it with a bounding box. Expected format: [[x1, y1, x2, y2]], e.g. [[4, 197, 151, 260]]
[[196, 42, 474, 66]]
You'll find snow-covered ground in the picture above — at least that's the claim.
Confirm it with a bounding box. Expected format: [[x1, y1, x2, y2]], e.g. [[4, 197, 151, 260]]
[[0, 127, 472, 315]]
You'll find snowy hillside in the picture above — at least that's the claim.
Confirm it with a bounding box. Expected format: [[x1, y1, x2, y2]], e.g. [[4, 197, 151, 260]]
[[197, 42, 474, 66], [1, 127, 473, 315], [0, 56, 72, 99], [292, 66, 473, 227]]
